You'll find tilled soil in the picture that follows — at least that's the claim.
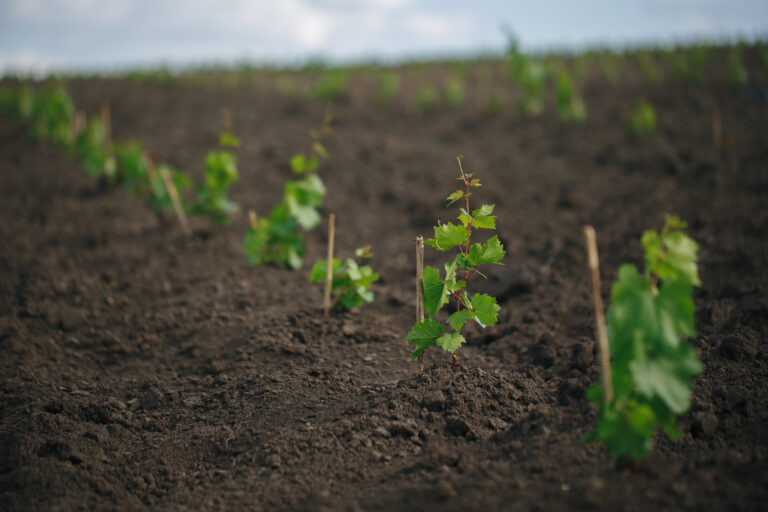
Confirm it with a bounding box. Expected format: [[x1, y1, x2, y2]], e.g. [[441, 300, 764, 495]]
[[1, 59, 767, 511]]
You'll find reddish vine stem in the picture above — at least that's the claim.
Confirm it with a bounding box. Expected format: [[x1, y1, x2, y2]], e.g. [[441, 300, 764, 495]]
[[450, 156, 475, 370]]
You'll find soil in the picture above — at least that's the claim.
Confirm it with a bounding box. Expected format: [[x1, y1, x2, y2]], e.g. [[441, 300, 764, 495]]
[[1, 53, 767, 511]]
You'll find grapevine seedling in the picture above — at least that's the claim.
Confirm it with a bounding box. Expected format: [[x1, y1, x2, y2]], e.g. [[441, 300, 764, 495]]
[[192, 128, 240, 224], [416, 86, 437, 112], [310, 244, 379, 311], [72, 117, 117, 181], [376, 72, 400, 103], [584, 216, 703, 461], [245, 111, 333, 269], [727, 46, 748, 86], [145, 155, 193, 214], [637, 52, 661, 85], [507, 38, 546, 116], [114, 142, 150, 195], [30, 83, 75, 147], [627, 100, 657, 136], [443, 77, 465, 109], [554, 70, 586, 123], [312, 71, 348, 102], [407, 156, 505, 369]]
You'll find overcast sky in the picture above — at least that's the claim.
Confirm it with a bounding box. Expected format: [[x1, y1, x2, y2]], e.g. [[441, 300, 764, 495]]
[[1, 0, 767, 75]]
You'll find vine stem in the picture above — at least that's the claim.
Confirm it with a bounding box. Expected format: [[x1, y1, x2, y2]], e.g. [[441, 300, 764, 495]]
[[452, 155, 474, 370]]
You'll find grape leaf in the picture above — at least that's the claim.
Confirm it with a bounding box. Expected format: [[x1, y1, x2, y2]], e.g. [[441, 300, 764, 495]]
[[425, 222, 468, 251], [447, 310, 473, 331], [661, 230, 700, 286], [422, 266, 449, 317], [408, 319, 445, 358], [470, 204, 496, 229], [436, 332, 465, 352], [290, 154, 307, 173], [464, 235, 505, 266], [470, 293, 500, 327], [446, 190, 464, 205], [655, 279, 695, 348]]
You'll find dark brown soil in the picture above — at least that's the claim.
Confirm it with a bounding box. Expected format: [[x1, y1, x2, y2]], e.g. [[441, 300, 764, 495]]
[[1, 55, 767, 511]]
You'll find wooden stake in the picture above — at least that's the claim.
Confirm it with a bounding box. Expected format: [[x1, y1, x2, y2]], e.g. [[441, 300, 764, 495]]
[[323, 214, 336, 317], [416, 235, 425, 323], [248, 210, 259, 230], [583, 225, 613, 404], [143, 153, 158, 188], [416, 235, 425, 373], [100, 103, 111, 151], [71, 111, 86, 138], [160, 166, 191, 236]]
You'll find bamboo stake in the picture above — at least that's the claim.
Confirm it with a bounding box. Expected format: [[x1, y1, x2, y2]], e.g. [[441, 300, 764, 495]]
[[100, 103, 111, 151], [248, 210, 259, 230], [142, 152, 157, 181], [71, 111, 86, 139], [416, 235, 425, 373], [583, 225, 613, 404], [416, 235, 425, 323], [159, 166, 191, 236], [323, 214, 336, 317]]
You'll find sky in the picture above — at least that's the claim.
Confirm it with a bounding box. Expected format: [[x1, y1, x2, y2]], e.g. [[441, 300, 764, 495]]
[[1, 0, 767, 75]]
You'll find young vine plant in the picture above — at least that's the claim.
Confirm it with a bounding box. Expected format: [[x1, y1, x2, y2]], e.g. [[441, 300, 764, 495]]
[[585, 215, 702, 461], [407, 157, 505, 369], [245, 111, 333, 269], [310, 245, 380, 311], [192, 129, 240, 225]]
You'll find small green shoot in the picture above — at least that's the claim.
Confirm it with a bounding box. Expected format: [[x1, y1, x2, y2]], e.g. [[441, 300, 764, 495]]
[[508, 38, 546, 116], [310, 245, 380, 311], [72, 118, 117, 181], [29, 83, 75, 147], [245, 111, 333, 269], [416, 86, 437, 112], [554, 70, 586, 123], [443, 77, 465, 109], [149, 163, 193, 213], [727, 46, 748, 86], [627, 100, 657, 136], [585, 215, 703, 461], [407, 156, 505, 369], [312, 71, 348, 102], [376, 72, 400, 103]]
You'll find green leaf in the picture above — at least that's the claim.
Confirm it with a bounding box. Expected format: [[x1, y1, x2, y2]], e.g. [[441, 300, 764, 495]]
[[656, 279, 695, 348], [407, 319, 445, 358], [310, 258, 341, 283], [219, 132, 241, 148], [446, 190, 464, 205], [284, 175, 326, 230], [312, 142, 328, 158], [447, 310, 473, 332], [464, 235, 505, 266], [425, 222, 468, 251], [470, 293, 500, 327], [290, 154, 307, 174], [470, 204, 496, 229], [631, 351, 701, 414], [643, 226, 700, 286], [436, 332, 465, 352], [661, 230, 700, 286], [422, 266, 449, 317]]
